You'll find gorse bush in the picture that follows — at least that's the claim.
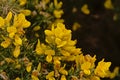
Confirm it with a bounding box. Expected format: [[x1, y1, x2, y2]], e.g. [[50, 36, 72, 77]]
[[0, 0, 119, 80]]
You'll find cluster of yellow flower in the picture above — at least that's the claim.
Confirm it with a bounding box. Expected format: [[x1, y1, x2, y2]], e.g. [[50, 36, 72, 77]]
[[0, 0, 119, 80], [0, 12, 30, 58], [34, 23, 119, 80]]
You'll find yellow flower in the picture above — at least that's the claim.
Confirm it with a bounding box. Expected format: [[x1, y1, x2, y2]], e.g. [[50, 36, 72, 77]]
[[31, 75, 39, 80], [26, 62, 32, 72], [54, 10, 64, 18], [63, 46, 81, 55], [60, 75, 66, 80], [94, 59, 111, 78], [46, 54, 52, 63], [14, 34, 22, 46], [5, 11, 12, 23], [13, 13, 31, 28], [104, 0, 114, 9], [62, 55, 75, 61], [53, 57, 61, 69], [45, 29, 55, 44], [37, 63, 41, 72], [35, 39, 44, 55], [75, 54, 85, 68], [45, 23, 71, 44], [53, 19, 64, 25], [15, 64, 21, 69], [42, 0, 50, 4], [90, 76, 100, 80], [31, 70, 39, 80], [1, 38, 11, 48], [0, 17, 5, 28], [55, 38, 67, 48], [20, 9, 31, 16], [61, 50, 70, 57], [54, 0, 63, 9], [81, 4, 90, 15], [33, 26, 41, 31], [59, 64, 68, 75], [72, 22, 81, 31], [7, 26, 17, 38], [84, 55, 96, 68], [15, 77, 21, 80], [5, 58, 14, 63], [108, 67, 119, 79], [55, 23, 71, 40], [19, 0, 27, 6], [46, 71, 55, 80], [13, 45, 20, 58], [81, 62, 91, 75], [45, 30, 54, 36], [45, 50, 55, 63]]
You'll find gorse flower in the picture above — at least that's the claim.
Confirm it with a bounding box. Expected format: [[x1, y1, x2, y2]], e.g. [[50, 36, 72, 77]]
[[45, 50, 55, 63], [81, 4, 90, 15], [104, 0, 114, 9], [1, 37, 11, 48], [53, 10, 64, 18], [13, 45, 20, 58], [0, 17, 5, 28], [0, 0, 119, 80], [94, 59, 111, 78], [19, 0, 27, 6], [46, 71, 55, 80], [35, 39, 44, 55]]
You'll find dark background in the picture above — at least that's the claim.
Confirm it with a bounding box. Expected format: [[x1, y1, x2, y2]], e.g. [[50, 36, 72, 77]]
[[62, 0, 120, 78]]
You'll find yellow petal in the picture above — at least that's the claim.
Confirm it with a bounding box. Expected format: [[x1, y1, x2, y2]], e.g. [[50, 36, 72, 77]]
[[104, 0, 114, 9], [81, 62, 91, 70], [37, 63, 41, 72], [45, 50, 55, 55], [5, 11, 12, 23], [15, 77, 21, 80], [5, 58, 14, 63], [60, 75, 66, 80], [53, 10, 64, 18], [15, 64, 21, 69], [26, 62, 32, 72], [94, 59, 111, 78], [90, 76, 100, 80], [13, 46, 20, 58], [13, 13, 31, 28], [55, 38, 67, 47], [33, 26, 41, 31], [7, 26, 17, 38], [46, 71, 54, 79], [109, 67, 119, 79], [1, 38, 11, 48], [72, 22, 81, 31], [45, 30, 54, 36], [81, 4, 90, 15], [59, 65, 68, 75], [31, 75, 39, 80], [35, 39, 44, 55], [20, 9, 31, 16], [83, 69, 91, 75], [19, 0, 27, 6], [46, 55, 52, 63], [22, 20, 31, 28], [54, 0, 63, 9], [0, 17, 5, 28], [61, 50, 70, 56], [14, 35, 22, 45]]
